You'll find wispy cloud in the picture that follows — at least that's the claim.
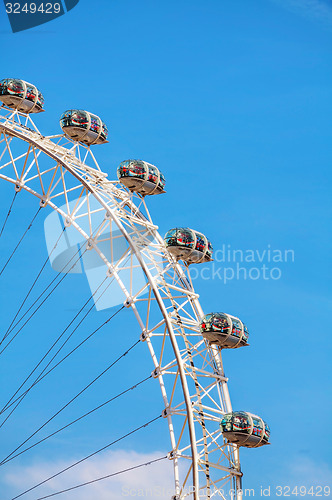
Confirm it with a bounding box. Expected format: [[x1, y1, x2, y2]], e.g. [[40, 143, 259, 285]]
[[3, 450, 174, 500], [263, 456, 332, 493], [287, 456, 332, 487], [5, 450, 331, 500], [269, 0, 332, 27]]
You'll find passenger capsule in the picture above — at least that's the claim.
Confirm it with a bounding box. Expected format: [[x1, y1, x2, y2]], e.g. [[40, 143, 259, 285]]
[[164, 227, 213, 264], [0, 78, 44, 113], [200, 312, 249, 348], [60, 110, 108, 145], [117, 160, 166, 195], [220, 411, 270, 448]]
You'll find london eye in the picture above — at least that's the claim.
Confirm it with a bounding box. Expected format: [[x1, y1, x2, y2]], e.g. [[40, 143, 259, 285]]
[[0, 78, 270, 500]]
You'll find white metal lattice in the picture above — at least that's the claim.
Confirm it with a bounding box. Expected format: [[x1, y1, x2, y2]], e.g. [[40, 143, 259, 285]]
[[0, 106, 243, 500]]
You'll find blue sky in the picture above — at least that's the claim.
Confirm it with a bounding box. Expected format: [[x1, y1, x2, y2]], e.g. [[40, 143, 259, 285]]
[[0, 0, 331, 498]]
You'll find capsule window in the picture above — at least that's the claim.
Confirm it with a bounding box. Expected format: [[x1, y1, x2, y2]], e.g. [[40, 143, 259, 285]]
[[0, 79, 8, 96], [159, 173, 166, 189], [203, 313, 213, 325], [233, 414, 251, 433], [263, 422, 270, 439], [213, 315, 230, 333], [8, 79, 25, 97], [26, 85, 37, 103], [101, 122, 108, 140], [206, 241, 213, 259], [195, 233, 205, 252], [72, 110, 89, 128], [90, 114, 101, 134], [177, 229, 195, 248], [148, 165, 158, 183], [231, 318, 242, 337], [130, 161, 146, 179], [252, 417, 263, 437], [120, 166, 129, 176], [164, 229, 178, 246], [119, 161, 146, 179], [118, 161, 130, 176], [243, 324, 249, 341], [37, 91, 44, 108], [221, 414, 232, 431], [60, 111, 72, 128]]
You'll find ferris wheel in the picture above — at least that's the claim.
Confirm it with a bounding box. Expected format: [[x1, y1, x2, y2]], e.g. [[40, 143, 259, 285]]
[[0, 78, 270, 500]]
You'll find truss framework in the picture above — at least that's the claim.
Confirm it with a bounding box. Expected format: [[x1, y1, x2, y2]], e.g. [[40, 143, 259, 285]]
[[0, 107, 243, 500]]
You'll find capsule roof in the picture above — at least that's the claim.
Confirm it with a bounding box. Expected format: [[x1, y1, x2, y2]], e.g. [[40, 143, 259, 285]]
[[117, 160, 166, 196], [220, 411, 270, 448], [164, 227, 213, 264], [60, 109, 108, 145], [200, 312, 249, 348], [0, 78, 44, 113]]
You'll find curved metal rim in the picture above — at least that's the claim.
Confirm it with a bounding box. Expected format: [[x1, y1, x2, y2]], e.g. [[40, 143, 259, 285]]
[[0, 110, 243, 499]]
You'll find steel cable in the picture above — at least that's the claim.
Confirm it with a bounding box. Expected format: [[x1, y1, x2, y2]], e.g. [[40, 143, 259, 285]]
[[1, 338, 141, 463], [0, 241, 86, 347], [0, 206, 41, 278], [0, 191, 17, 239], [0, 246, 88, 356], [10, 416, 163, 500], [1, 374, 152, 465], [35, 456, 168, 500], [0, 227, 66, 347], [0, 302, 125, 419], [0, 275, 109, 417]]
